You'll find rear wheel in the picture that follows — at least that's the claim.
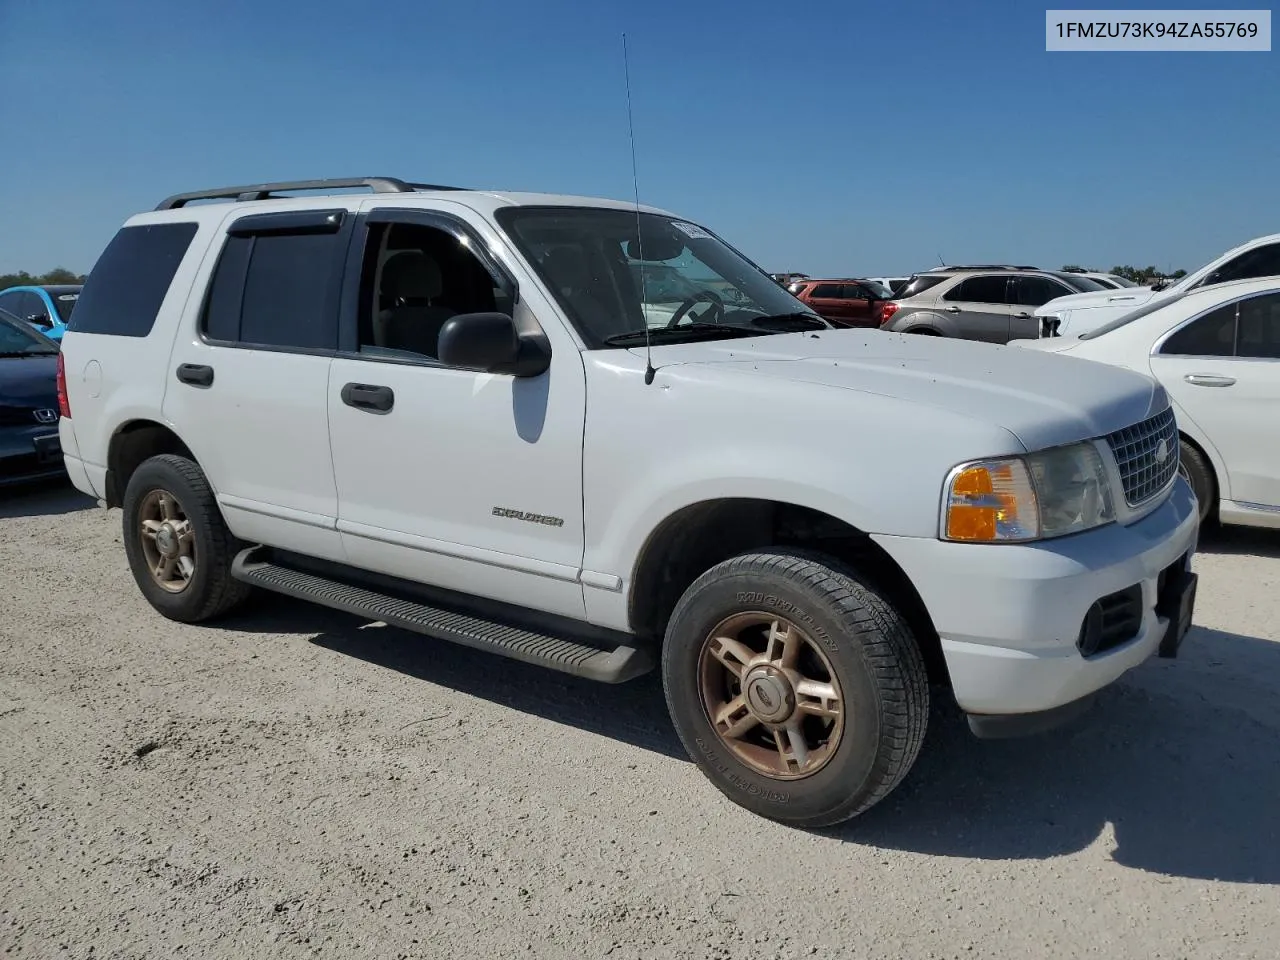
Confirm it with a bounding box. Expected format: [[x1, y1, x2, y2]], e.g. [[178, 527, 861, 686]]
[[122, 454, 251, 623], [1178, 439, 1216, 524], [661, 549, 929, 828]]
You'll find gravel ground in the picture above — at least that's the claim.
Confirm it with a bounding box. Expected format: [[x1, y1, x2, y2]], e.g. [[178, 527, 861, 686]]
[[1, 483, 1278, 960]]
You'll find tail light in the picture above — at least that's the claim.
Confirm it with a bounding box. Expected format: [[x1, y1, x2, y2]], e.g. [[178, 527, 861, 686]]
[[56, 351, 71, 418], [877, 301, 899, 327]]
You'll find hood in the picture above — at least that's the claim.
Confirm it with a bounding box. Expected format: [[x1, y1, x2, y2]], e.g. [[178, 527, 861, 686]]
[[1033, 285, 1160, 317], [639, 330, 1165, 452], [0, 354, 59, 407]]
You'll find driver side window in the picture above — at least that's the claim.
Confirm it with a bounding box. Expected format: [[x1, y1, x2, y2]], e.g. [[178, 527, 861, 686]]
[[355, 222, 510, 362]]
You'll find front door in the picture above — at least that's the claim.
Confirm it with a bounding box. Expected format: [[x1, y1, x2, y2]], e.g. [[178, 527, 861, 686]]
[[1152, 290, 1280, 509], [326, 203, 589, 619], [163, 204, 353, 561]]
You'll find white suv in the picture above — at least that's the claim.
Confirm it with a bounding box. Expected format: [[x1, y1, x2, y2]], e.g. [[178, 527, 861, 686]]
[[56, 177, 1200, 827]]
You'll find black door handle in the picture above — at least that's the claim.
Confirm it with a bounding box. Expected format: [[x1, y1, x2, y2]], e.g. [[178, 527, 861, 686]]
[[341, 382, 394, 413], [176, 363, 214, 387]]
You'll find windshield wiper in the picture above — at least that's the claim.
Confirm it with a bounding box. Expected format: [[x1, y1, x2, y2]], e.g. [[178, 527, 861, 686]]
[[603, 323, 767, 347]]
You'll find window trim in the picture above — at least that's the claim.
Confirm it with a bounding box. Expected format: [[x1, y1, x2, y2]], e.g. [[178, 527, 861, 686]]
[[333, 208, 525, 370], [1151, 287, 1280, 361], [197, 209, 356, 356]]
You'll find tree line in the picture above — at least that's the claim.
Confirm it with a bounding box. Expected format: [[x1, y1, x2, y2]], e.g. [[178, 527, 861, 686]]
[[1, 268, 87, 290], [1063, 264, 1187, 283]]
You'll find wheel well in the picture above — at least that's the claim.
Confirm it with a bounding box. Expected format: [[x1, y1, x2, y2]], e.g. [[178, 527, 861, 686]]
[[628, 499, 949, 686], [905, 326, 943, 335], [105, 421, 194, 508]]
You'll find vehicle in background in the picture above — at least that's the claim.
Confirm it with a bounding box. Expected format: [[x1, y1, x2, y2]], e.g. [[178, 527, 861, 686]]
[[770, 272, 809, 287], [1035, 232, 1280, 339], [789, 278, 894, 327], [879, 267, 1108, 342], [1060, 269, 1139, 289], [0, 284, 81, 342], [1013, 276, 1280, 529], [0, 307, 64, 487]]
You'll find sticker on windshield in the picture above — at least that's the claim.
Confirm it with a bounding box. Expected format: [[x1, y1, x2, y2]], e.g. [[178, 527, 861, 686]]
[[669, 220, 713, 240]]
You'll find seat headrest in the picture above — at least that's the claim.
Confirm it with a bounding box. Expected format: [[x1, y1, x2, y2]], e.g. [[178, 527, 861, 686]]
[[382, 251, 442, 301]]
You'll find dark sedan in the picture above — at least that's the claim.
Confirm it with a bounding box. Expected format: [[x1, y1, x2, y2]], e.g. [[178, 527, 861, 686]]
[[0, 307, 64, 488]]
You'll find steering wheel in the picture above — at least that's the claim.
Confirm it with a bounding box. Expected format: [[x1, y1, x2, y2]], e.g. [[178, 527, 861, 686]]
[[666, 289, 725, 328]]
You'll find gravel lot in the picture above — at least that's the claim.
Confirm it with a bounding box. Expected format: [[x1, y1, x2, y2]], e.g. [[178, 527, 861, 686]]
[[2, 483, 1278, 960]]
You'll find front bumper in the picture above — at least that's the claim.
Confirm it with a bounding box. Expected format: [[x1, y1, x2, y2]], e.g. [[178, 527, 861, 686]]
[[0, 423, 65, 487], [873, 476, 1200, 722]]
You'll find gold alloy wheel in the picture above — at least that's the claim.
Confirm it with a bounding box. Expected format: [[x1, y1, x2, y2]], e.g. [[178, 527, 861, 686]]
[[137, 488, 196, 593], [697, 612, 844, 780]]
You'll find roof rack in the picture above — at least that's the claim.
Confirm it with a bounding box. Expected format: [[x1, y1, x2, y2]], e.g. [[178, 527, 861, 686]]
[[154, 177, 466, 211]]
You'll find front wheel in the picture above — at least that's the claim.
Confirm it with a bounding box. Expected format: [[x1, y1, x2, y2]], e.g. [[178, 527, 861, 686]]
[[1178, 440, 1216, 525], [121, 454, 251, 623], [661, 549, 929, 828]]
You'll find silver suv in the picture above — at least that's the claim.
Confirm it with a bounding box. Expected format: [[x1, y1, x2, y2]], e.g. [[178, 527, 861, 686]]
[[881, 266, 1107, 343]]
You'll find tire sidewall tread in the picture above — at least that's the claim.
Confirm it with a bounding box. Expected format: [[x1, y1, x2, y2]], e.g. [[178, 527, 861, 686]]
[[121, 454, 250, 623], [661, 547, 929, 828]]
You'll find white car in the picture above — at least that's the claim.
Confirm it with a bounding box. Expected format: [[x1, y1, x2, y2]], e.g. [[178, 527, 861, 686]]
[[1064, 271, 1139, 290], [1035, 232, 1280, 339], [57, 176, 1199, 828], [1015, 276, 1280, 529]]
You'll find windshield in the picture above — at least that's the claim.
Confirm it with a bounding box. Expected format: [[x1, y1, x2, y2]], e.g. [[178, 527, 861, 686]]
[[1108, 275, 1138, 287], [495, 206, 825, 348], [0, 309, 59, 354], [1060, 274, 1107, 293]]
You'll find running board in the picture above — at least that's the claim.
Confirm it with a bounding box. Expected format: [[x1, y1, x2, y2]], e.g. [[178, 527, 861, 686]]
[[230, 552, 652, 684]]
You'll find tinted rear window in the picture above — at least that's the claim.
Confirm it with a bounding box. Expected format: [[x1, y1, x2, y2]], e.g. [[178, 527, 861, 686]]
[[895, 274, 947, 299], [69, 223, 198, 337]]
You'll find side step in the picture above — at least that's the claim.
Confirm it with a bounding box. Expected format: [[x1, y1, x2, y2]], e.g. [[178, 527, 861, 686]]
[[230, 553, 652, 684]]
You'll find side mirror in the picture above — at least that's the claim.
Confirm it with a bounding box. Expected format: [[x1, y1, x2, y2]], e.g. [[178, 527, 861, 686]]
[[437, 312, 551, 377]]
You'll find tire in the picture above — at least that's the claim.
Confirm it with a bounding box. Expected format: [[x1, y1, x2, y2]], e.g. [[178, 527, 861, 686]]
[[121, 453, 251, 623], [905, 327, 942, 336], [661, 548, 929, 828], [1178, 439, 1216, 525]]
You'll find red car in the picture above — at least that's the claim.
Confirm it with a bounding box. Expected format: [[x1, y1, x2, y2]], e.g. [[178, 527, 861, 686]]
[[788, 278, 894, 328]]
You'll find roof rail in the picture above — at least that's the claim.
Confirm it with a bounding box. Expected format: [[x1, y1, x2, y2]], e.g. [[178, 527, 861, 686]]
[[927, 264, 1041, 272], [154, 177, 465, 211]]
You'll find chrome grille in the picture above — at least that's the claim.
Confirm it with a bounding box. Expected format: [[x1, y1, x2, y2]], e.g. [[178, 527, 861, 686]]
[[1105, 407, 1179, 506]]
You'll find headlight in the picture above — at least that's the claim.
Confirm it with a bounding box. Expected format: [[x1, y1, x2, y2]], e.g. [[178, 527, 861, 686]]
[[942, 442, 1115, 543]]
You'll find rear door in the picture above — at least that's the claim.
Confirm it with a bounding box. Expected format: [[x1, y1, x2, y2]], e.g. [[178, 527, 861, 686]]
[[162, 205, 354, 561], [1007, 276, 1077, 342], [1152, 290, 1280, 509], [937, 274, 1013, 341]]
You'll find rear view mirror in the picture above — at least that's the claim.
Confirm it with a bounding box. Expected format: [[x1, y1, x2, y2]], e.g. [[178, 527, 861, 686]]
[[437, 312, 551, 378], [625, 223, 686, 262], [27, 313, 51, 328]]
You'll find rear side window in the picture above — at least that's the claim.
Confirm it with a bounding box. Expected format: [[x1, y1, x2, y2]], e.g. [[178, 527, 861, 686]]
[[810, 283, 842, 298], [946, 275, 1009, 304], [895, 274, 946, 299], [201, 215, 346, 352], [68, 222, 198, 337]]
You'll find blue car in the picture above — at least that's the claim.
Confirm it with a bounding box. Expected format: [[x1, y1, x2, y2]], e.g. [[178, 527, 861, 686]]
[[0, 283, 82, 341], [0, 306, 64, 487]]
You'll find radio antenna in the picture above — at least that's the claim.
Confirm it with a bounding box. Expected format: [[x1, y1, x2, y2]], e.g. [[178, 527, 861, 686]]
[[622, 33, 656, 386]]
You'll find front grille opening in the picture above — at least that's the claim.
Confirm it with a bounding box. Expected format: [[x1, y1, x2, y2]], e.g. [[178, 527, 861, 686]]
[[1105, 407, 1180, 506], [1077, 584, 1143, 657]]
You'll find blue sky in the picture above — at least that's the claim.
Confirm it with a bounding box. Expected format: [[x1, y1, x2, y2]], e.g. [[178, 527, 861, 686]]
[[1, 0, 1277, 278]]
